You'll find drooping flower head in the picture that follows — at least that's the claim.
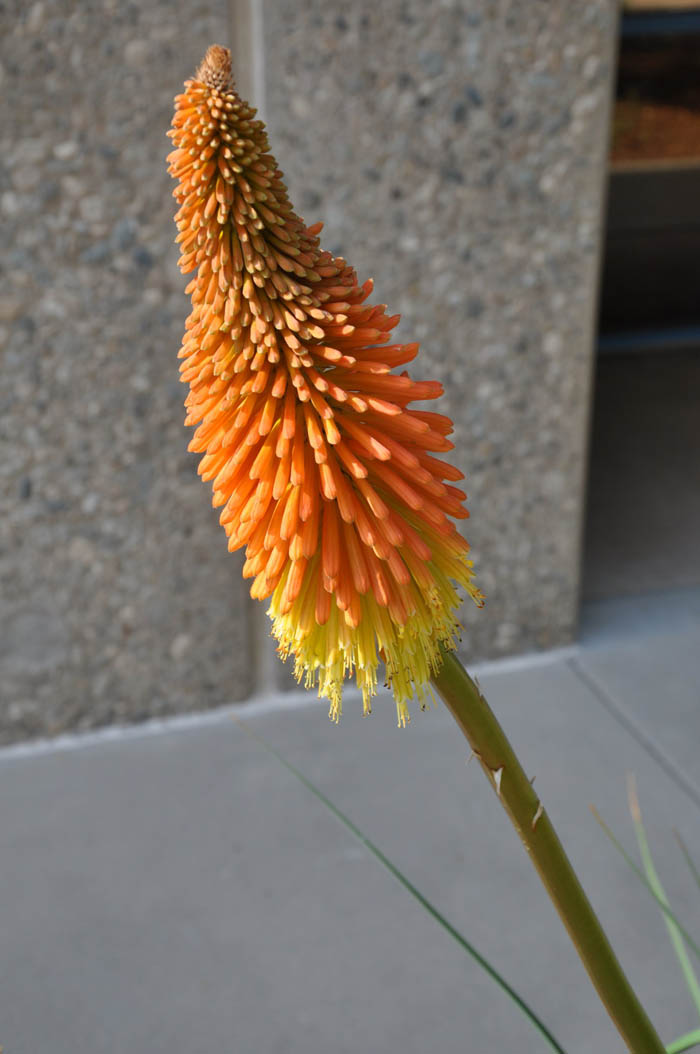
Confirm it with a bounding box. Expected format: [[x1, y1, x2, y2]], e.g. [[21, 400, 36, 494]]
[[167, 45, 483, 724]]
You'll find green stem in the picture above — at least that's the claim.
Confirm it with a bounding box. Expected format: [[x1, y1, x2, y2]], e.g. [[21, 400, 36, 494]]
[[431, 648, 665, 1054]]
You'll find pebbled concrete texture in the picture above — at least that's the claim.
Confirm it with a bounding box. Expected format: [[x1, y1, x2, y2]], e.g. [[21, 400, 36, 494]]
[[263, 0, 618, 665], [2, 616, 700, 1054], [1, 1, 619, 736], [0, 1, 252, 743]]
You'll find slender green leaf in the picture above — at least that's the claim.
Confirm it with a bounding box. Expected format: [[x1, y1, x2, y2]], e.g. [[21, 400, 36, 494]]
[[232, 714, 568, 1054], [591, 806, 700, 963], [667, 1027, 700, 1053], [626, 775, 700, 1022]]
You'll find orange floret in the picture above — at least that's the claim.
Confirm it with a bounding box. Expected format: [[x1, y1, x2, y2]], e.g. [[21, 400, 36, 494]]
[[168, 45, 483, 724]]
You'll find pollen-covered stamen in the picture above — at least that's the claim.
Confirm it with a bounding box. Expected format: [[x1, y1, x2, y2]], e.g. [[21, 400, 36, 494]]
[[169, 46, 484, 723]]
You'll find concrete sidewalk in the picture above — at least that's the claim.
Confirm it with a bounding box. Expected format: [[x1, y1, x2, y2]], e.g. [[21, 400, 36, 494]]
[[2, 591, 700, 1054]]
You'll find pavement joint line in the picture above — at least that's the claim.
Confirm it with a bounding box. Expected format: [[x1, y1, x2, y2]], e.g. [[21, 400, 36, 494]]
[[0, 644, 578, 765], [568, 655, 700, 812]]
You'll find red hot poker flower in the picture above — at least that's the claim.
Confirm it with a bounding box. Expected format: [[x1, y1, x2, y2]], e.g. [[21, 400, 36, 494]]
[[167, 45, 483, 724]]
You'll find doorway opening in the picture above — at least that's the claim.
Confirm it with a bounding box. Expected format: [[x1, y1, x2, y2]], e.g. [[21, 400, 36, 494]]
[[581, 3, 700, 626]]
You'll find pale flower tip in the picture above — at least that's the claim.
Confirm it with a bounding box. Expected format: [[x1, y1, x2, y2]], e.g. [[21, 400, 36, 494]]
[[396, 700, 411, 728], [195, 44, 235, 92]]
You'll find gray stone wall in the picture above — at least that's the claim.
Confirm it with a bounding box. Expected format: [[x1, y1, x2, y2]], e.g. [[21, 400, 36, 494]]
[[1, 0, 617, 741], [0, 1, 252, 744], [263, 0, 617, 663]]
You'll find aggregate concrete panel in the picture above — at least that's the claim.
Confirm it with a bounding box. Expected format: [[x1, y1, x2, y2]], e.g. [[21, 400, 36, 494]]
[[0, 1, 253, 742], [1, 0, 622, 733], [262, 1, 618, 663]]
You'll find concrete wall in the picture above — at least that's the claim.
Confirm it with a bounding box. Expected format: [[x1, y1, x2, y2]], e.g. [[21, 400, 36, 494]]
[[0, 2, 252, 744], [262, 0, 618, 667], [0, 0, 617, 741]]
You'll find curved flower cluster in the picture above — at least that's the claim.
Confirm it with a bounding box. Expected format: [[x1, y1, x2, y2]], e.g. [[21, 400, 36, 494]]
[[168, 45, 483, 724]]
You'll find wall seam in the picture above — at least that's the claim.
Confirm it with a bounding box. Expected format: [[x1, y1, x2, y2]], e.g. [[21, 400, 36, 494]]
[[229, 0, 277, 696]]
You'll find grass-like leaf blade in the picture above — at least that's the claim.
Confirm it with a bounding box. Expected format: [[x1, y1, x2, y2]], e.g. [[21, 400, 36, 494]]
[[591, 805, 700, 964], [232, 714, 568, 1054], [667, 1027, 700, 1053], [626, 775, 700, 1022]]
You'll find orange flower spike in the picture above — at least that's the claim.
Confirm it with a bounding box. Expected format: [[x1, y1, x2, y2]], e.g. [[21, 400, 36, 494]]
[[168, 45, 484, 725]]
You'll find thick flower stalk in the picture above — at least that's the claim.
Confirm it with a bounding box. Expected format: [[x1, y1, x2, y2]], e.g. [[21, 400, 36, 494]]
[[166, 46, 667, 1054], [168, 45, 483, 723]]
